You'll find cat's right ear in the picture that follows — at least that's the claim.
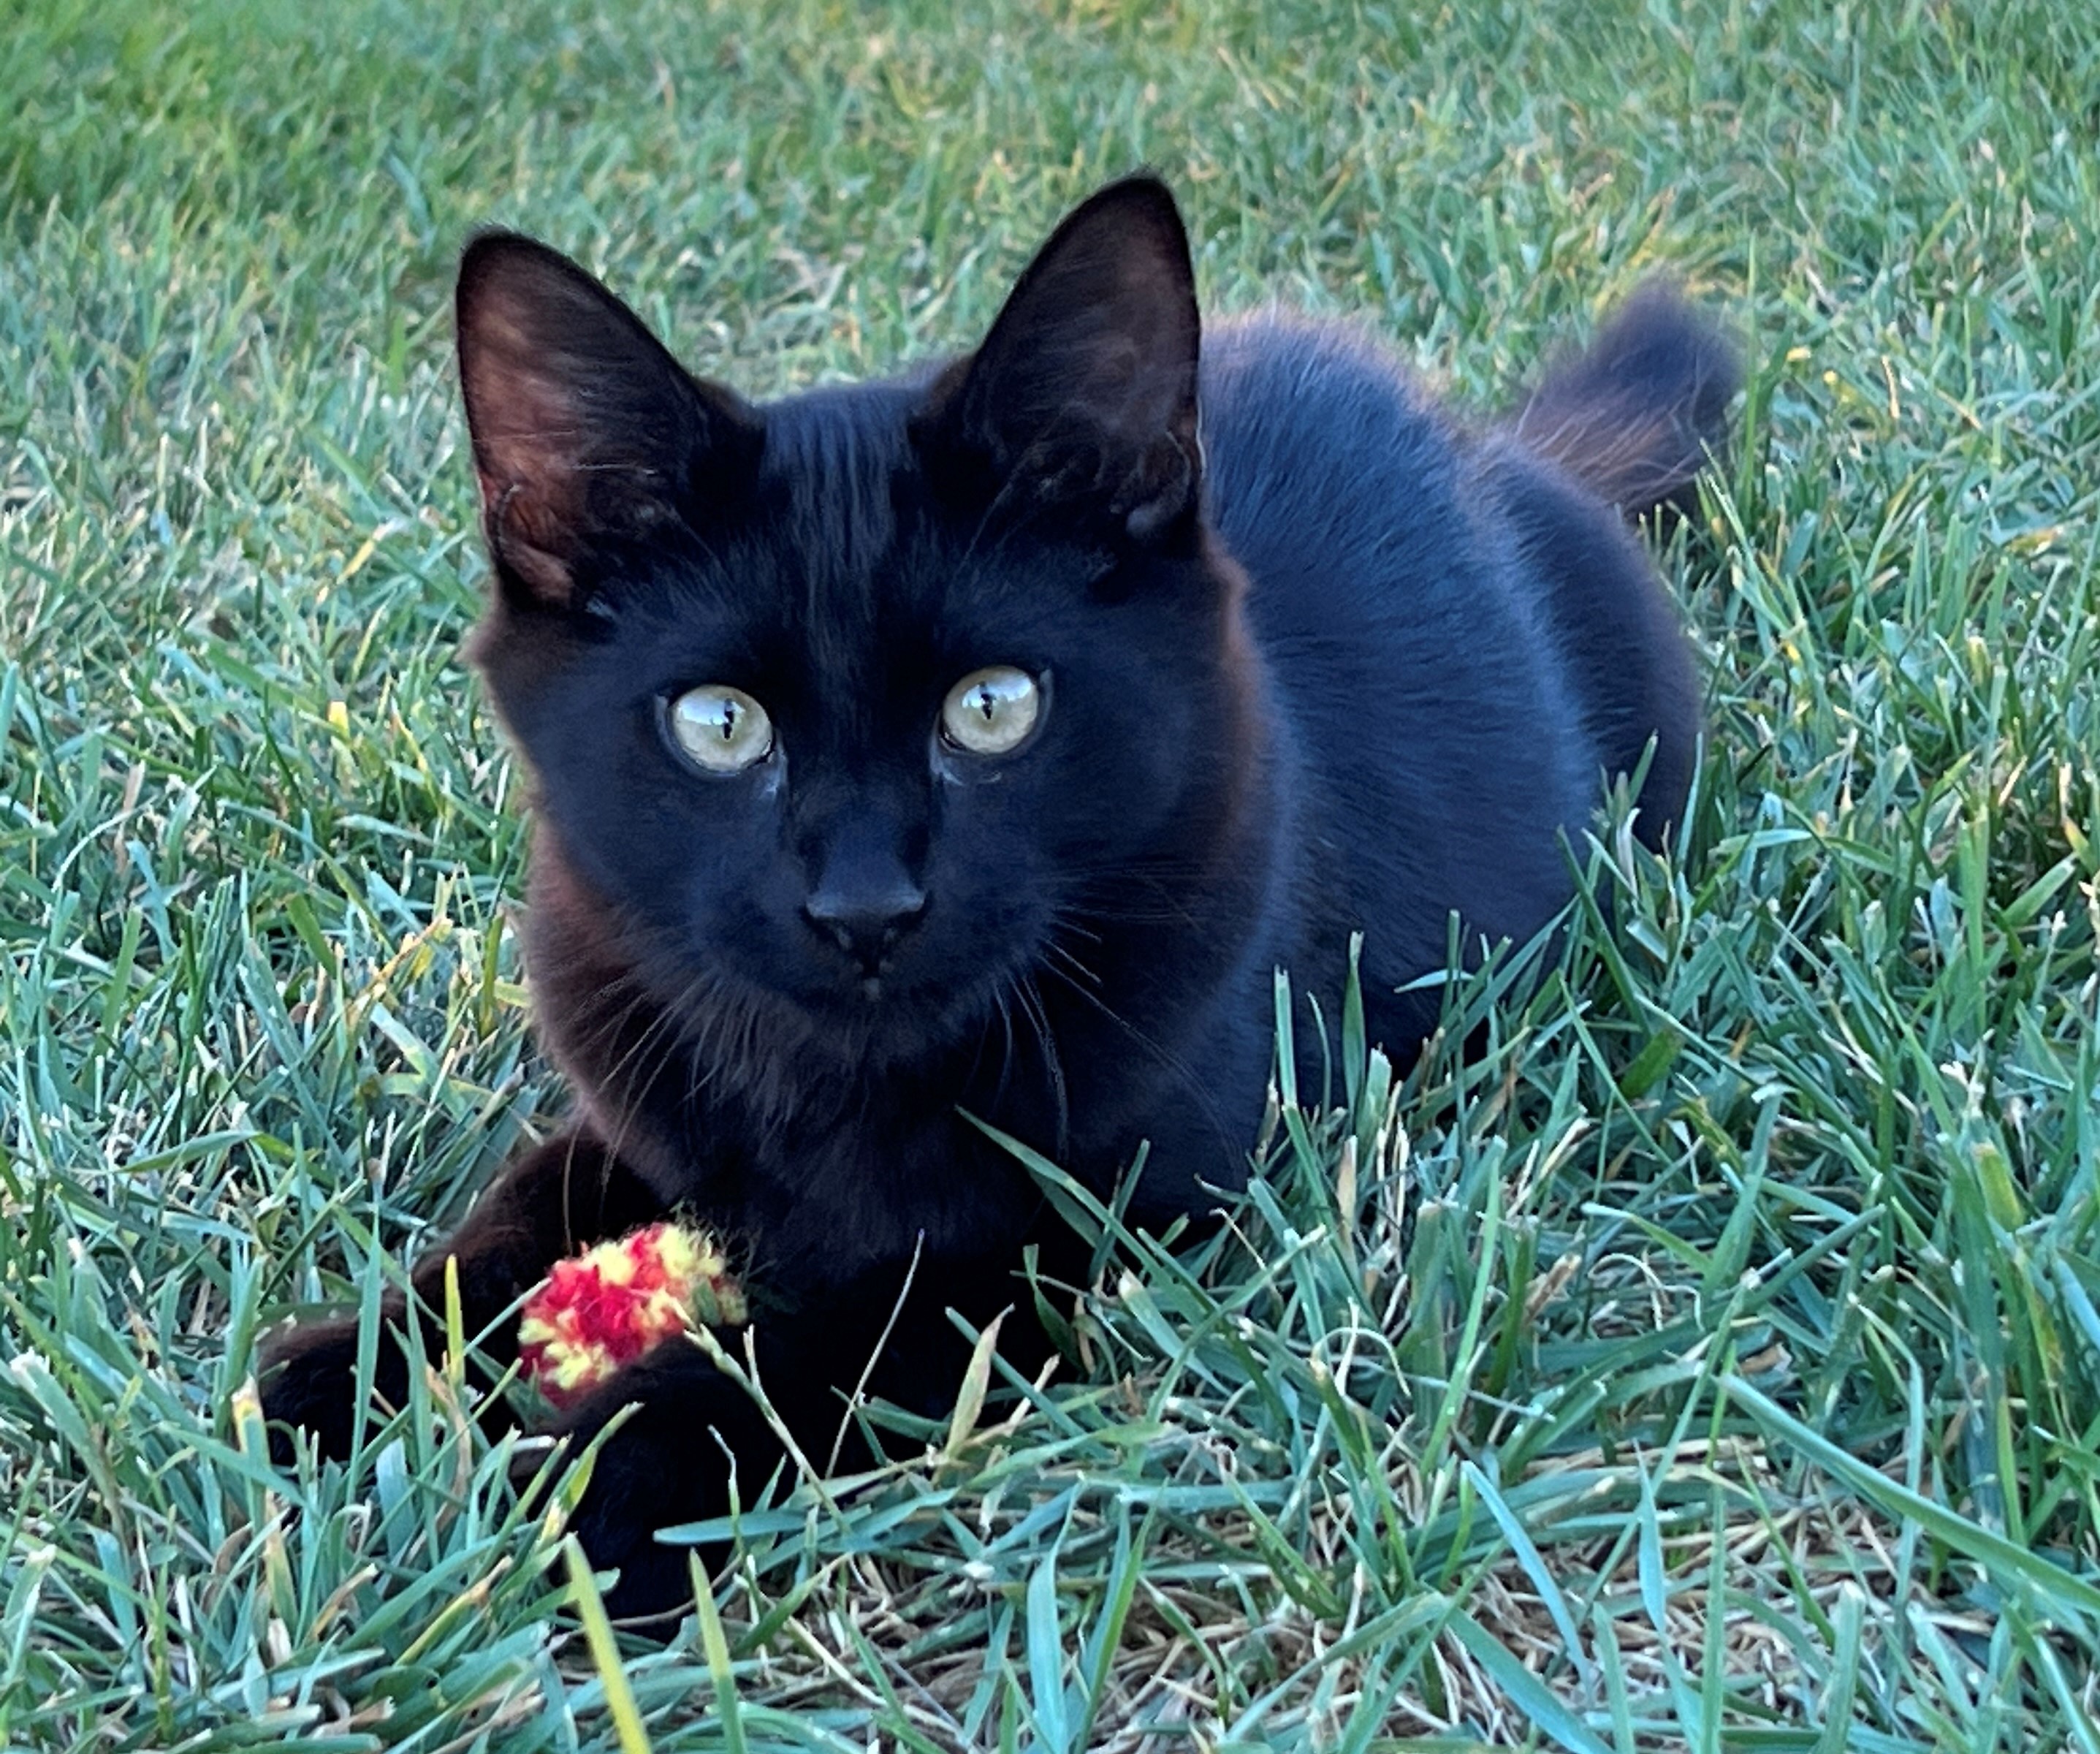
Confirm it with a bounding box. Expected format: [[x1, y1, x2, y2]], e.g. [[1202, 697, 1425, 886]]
[[914, 175, 1203, 547], [456, 234, 760, 612]]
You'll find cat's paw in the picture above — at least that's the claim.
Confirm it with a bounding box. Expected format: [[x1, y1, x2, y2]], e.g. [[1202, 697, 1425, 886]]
[[546, 1346, 791, 1621], [256, 1305, 430, 1465], [563, 1419, 712, 1620], [255, 1318, 376, 1464]]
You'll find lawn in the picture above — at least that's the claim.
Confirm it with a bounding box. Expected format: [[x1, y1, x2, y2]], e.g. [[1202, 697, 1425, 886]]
[[3, 0, 2097, 1746]]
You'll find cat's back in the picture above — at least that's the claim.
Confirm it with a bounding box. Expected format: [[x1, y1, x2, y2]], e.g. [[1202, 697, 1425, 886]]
[[1200, 314, 1464, 588], [1199, 312, 1566, 707], [1197, 314, 1602, 1002]]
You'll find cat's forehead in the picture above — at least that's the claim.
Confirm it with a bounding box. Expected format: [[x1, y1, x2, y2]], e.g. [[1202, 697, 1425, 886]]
[[630, 373, 1085, 716], [749, 378, 937, 645], [737, 376, 1067, 657], [761, 382, 914, 566]]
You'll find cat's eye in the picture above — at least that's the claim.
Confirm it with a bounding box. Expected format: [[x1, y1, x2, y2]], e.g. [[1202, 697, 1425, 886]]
[[667, 684, 774, 774], [941, 666, 1041, 756]]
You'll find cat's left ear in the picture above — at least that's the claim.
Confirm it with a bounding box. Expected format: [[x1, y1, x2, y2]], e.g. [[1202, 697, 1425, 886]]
[[918, 175, 1201, 544], [457, 232, 760, 612]]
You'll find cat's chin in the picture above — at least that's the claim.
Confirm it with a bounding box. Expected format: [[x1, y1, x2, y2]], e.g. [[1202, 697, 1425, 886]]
[[783, 967, 1016, 1068]]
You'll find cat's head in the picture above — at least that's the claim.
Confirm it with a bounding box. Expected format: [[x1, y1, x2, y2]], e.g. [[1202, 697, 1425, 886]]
[[457, 178, 1260, 1077]]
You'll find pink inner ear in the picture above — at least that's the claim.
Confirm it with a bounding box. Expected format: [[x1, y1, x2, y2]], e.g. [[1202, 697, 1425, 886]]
[[477, 470, 579, 603], [465, 305, 592, 602], [468, 337, 585, 508], [456, 235, 763, 607]]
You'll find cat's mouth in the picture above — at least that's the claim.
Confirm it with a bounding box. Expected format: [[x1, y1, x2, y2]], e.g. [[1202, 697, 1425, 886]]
[[781, 944, 1038, 1065], [809, 963, 967, 1024]]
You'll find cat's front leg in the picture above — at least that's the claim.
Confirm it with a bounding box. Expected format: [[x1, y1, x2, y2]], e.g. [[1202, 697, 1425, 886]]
[[543, 1333, 832, 1618], [552, 1252, 1062, 1618], [257, 1128, 667, 1459]]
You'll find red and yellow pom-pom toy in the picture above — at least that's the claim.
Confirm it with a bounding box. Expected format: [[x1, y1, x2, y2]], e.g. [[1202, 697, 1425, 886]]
[[517, 1222, 745, 1410]]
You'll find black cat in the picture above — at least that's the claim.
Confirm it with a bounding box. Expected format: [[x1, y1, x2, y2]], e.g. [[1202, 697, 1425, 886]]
[[259, 175, 1735, 1616]]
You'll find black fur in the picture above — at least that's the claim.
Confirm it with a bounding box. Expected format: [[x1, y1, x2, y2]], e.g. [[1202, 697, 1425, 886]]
[[258, 175, 1734, 1618], [1510, 280, 1740, 520]]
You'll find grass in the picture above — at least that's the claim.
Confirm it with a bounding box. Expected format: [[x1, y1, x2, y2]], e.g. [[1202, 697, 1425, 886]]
[[3, 0, 2097, 1745]]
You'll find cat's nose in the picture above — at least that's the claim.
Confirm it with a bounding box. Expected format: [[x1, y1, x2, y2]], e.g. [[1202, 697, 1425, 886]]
[[803, 875, 928, 971]]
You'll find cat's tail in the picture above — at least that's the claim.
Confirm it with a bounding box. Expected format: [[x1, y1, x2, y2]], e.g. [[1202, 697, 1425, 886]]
[[1504, 282, 1739, 522]]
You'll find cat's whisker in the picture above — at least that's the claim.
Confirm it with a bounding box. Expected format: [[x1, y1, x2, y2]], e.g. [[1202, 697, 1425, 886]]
[[587, 968, 713, 1171], [1041, 938, 1101, 992], [1013, 975, 1069, 1158], [989, 983, 1019, 1110], [1040, 906, 1105, 952], [1036, 947, 1236, 1158]]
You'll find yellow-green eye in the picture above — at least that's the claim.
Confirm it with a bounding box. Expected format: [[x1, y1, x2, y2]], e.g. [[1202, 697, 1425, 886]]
[[668, 684, 773, 773], [941, 666, 1041, 756]]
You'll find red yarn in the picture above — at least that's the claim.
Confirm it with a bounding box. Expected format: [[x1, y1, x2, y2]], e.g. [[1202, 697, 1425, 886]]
[[517, 1222, 743, 1409]]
